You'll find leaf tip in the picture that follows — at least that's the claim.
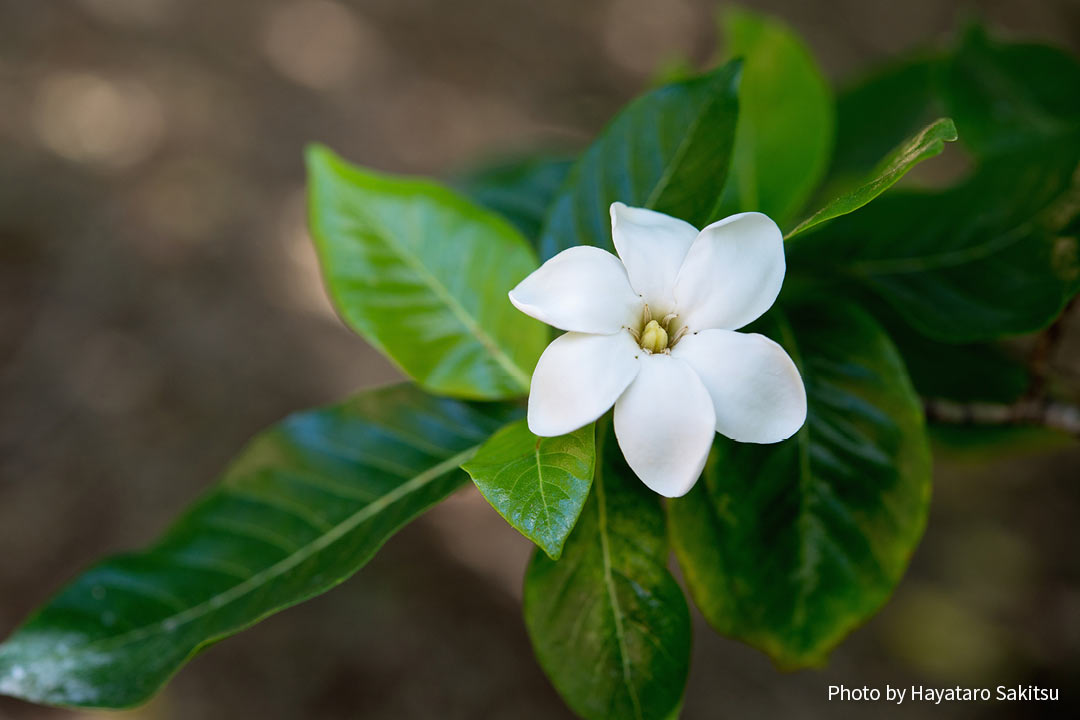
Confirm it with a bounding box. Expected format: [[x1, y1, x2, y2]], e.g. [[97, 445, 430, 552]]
[[724, 56, 745, 89], [940, 117, 959, 143], [304, 142, 332, 168], [771, 649, 831, 673], [542, 545, 563, 562], [305, 144, 351, 184]]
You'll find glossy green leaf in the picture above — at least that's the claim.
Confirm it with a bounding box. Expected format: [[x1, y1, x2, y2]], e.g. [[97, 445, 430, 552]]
[[787, 118, 957, 238], [944, 24, 1080, 156], [538, 61, 741, 259], [905, 340, 1029, 404], [307, 145, 547, 399], [457, 154, 574, 243], [670, 302, 931, 668], [524, 420, 691, 720], [463, 419, 595, 560], [716, 6, 834, 226], [828, 55, 944, 187], [0, 384, 516, 708], [788, 132, 1080, 341], [870, 302, 1030, 404]]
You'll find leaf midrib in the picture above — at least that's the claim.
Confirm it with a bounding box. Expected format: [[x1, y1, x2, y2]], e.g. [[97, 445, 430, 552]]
[[772, 312, 819, 630], [593, 433, 644, 720], [540, 65, 737, 256], [643, 79, 718, 212], [12, 445, 479, 659], [785, 121, 953, 239], [329, 180, 532, 394], [534, 444, 554, 542], [844, 219, 1034, 276]]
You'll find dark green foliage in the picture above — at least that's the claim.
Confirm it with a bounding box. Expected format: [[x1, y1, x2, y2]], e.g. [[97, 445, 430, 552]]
[[524, 420, 691, 720], [0, 386, 516, 707]]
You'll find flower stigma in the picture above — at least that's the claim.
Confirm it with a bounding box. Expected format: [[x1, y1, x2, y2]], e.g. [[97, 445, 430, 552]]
[[640, 320, 668, 353]]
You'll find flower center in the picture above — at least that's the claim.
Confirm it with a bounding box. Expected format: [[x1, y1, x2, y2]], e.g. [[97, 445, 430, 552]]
[[630, 305, 687, 354], [640, 320, 668, 353]]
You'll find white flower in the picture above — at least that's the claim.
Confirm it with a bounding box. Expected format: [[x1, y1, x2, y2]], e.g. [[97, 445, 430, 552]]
[[509, 203, 807, 498]]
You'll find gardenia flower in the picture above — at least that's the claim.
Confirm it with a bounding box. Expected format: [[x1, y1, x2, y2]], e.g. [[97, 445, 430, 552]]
[[509, 203, 807, 497]]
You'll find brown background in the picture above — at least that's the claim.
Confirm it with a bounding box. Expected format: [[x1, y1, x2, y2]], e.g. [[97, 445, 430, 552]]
[[1, 1, 1078, 718]]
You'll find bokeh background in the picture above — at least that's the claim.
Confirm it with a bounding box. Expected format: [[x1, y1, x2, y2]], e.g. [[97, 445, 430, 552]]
[[1, 1, 1079, 718]]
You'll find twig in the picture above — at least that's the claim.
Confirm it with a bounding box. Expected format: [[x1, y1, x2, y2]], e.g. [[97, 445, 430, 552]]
[[1026, 295, 1075, 399], [925, 298, 1080, 436], [923, 398, 1080, 437]]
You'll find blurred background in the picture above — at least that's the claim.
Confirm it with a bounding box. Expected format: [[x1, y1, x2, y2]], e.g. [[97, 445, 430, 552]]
[[1, 1, 1078, 718]]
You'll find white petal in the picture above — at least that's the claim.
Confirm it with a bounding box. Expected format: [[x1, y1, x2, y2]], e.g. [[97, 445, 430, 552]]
[[610, 202, 698, 314], [613, 354, 716, 498], [672, 329, 806, 443], [509, 246, 642, 334], [528, 331, 641, 437], [673, 212, 785, 331]]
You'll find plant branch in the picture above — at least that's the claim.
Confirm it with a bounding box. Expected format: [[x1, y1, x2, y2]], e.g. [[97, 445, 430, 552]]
[[1026, 296, 1076, 398], [923, 397, 1080, 437], [928, 297, 1080, 437]]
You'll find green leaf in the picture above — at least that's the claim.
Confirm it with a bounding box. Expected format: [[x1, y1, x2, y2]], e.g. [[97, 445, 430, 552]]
[[828, 55, 944, 186], [538, 61, 742, 260], [524, 420, 691, 720], [307, 145, 548, 399], [788, 132, 1080, 342], [943, 24, 1080, 157], [869, 302, 1030, 404], [0, 384, 516, 708], [787, 118, 957, 238], [669, 302, 931, 668], [463, 419, 595, 560], [716, 6, 834, 226], [895, 337, 1029, 405], [456, 154, 574, 243]]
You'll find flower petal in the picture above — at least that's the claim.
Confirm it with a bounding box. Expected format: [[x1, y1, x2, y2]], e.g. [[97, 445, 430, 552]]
[[610, 202, 698, 314], [673, 212, 785, 331], [613, 354, 716, 498], [528, 331, 641, 437], [672, 329, 806, 443], [509, 246, 642, 334]]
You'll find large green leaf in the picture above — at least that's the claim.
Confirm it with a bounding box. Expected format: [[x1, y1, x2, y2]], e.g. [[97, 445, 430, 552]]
[[523, 420, 691, 720], [716, 7, 834, 226], [901, 338, 1030, 405], [669, 302, 931, 668], [463, 419, 595, 560], [787, 118, 957, 238], [788, 132, 1080, 341], [943, 24, 1080, 157], [0, 385, 516, 708], [868, 301, 1030, 404], [307, 145, 547, 399], [538, 61, 741, 260], [457, 154, 574, 244]]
